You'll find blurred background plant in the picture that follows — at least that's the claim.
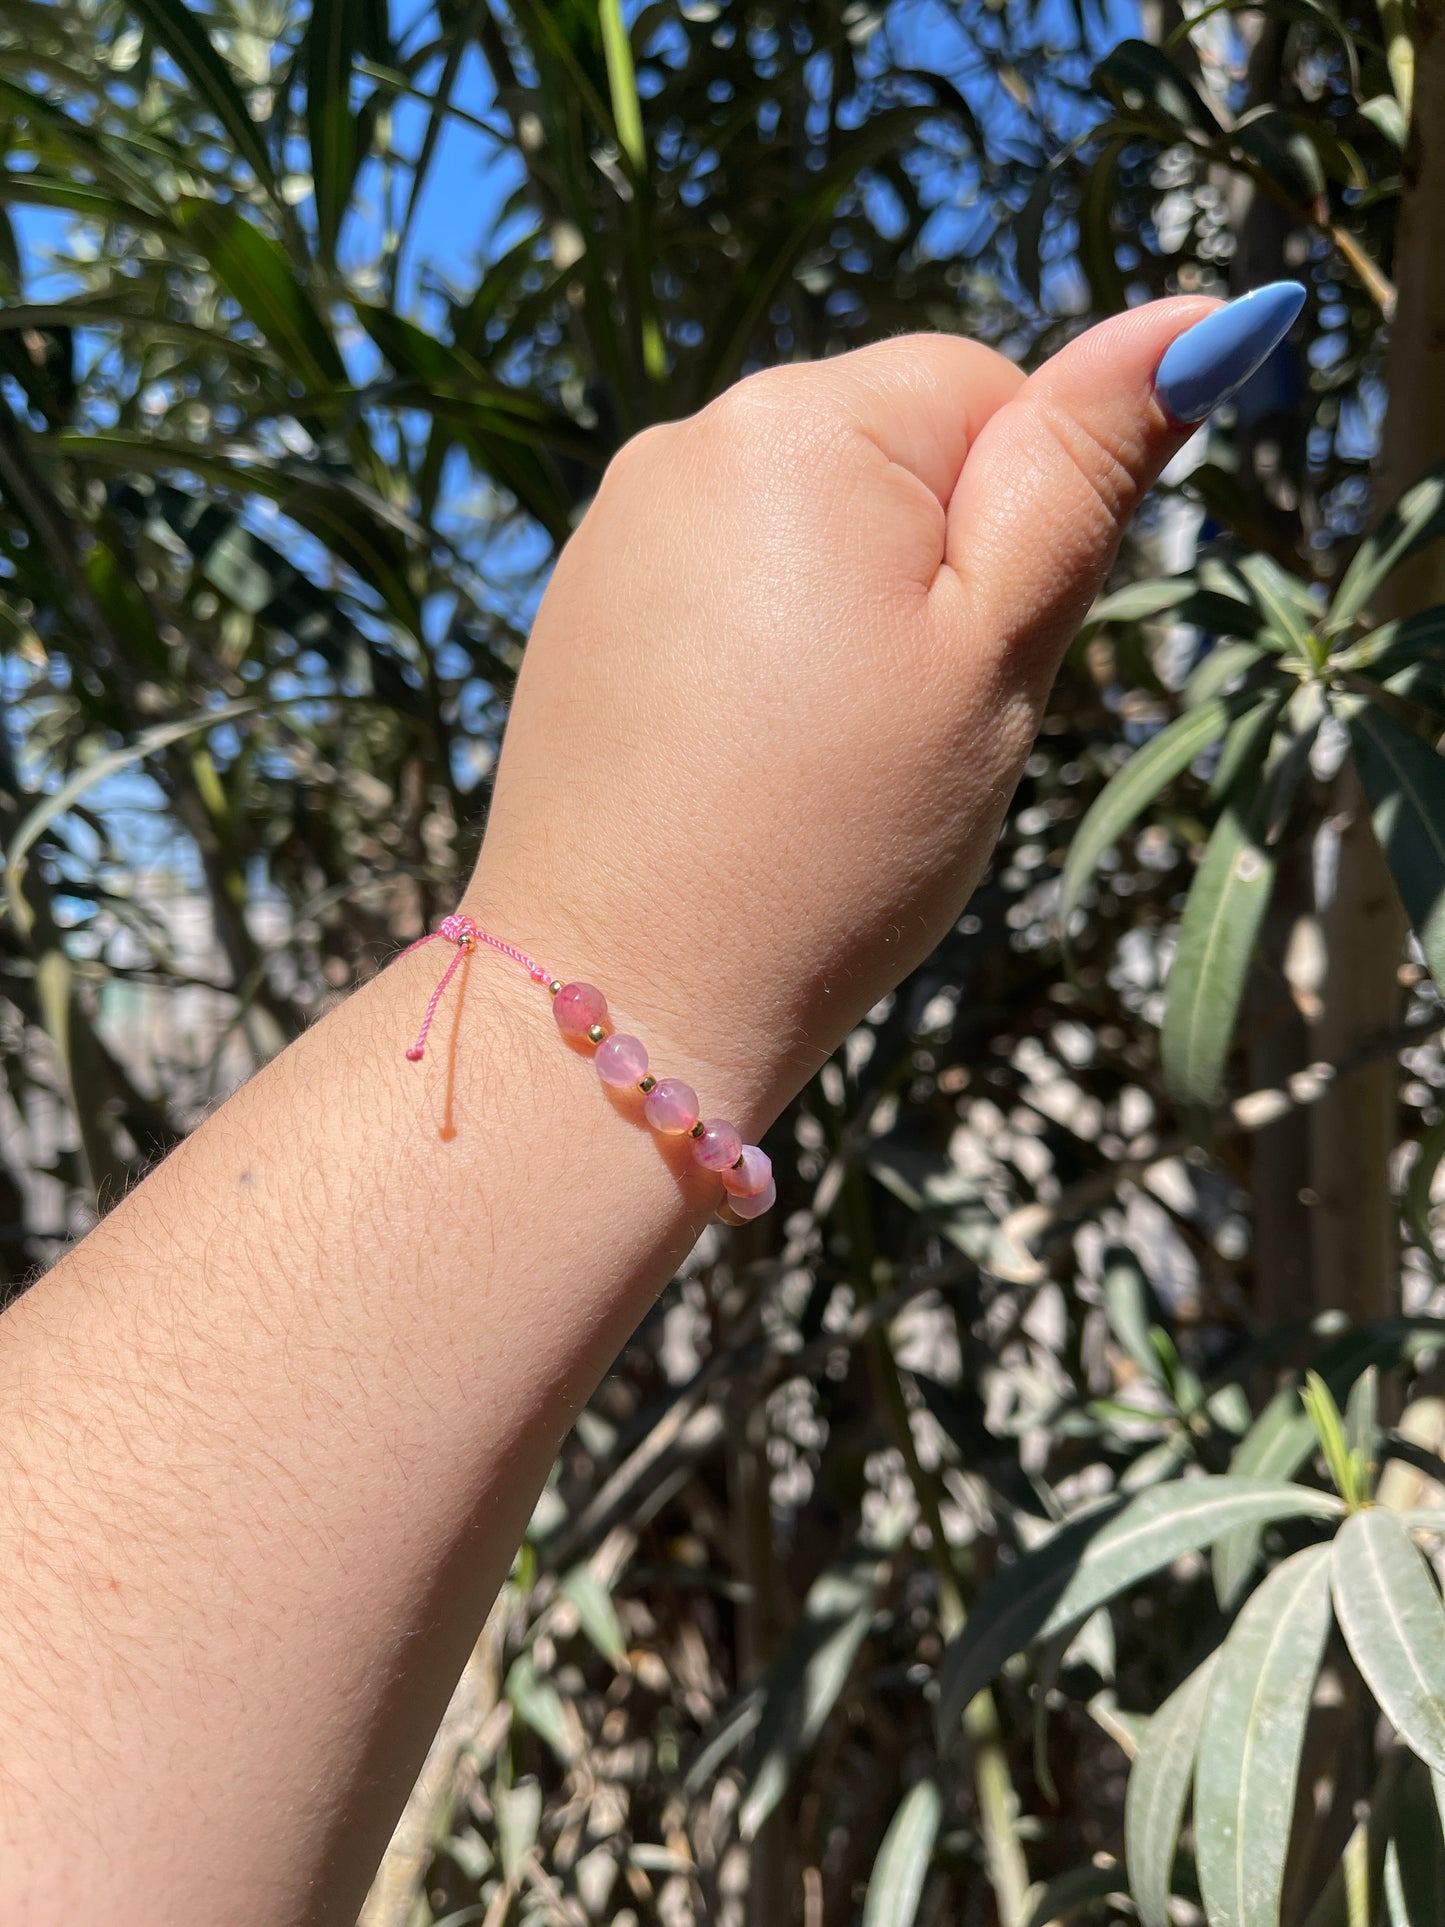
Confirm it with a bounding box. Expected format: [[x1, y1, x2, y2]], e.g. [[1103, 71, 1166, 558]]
[[5, 0, 1445, 1921]]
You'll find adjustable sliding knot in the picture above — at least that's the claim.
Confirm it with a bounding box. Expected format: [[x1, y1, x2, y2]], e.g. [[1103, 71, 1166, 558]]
[[401, 914, 548, 1062], [398, 911, 775, 1220]]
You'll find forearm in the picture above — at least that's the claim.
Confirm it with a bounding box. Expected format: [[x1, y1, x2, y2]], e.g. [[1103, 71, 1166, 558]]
[[0, 901, 745, 1923]]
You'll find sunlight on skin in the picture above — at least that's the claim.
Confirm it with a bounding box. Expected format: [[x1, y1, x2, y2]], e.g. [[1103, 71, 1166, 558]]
[[0, 297, 1276, 1925]]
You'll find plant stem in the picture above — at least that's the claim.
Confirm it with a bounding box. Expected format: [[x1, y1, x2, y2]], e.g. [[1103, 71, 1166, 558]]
[[841, 1161, 1031, 1927]]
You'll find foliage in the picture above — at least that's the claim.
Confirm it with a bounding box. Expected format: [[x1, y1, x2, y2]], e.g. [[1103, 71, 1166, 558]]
[[5, 1, 1445, 1925], [1063, 475, 1445, 1116]]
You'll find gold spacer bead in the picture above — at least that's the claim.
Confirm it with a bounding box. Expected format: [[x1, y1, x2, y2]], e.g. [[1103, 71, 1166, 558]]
[[587, 1023, 607, 1045], [689, 1120, 706, 1140], [547, 980, 563, 997], [637, 1074, 657, 1094]]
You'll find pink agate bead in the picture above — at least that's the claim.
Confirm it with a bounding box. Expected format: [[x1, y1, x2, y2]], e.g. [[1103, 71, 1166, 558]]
[[553, 981, 608, 1039], [728, 1177, 776, 1222], [596, 1032, 648, 1087], [722, 1145, 772, 1198], [693, 1119, 743, 1172], [644, 1078, 699, 1134]]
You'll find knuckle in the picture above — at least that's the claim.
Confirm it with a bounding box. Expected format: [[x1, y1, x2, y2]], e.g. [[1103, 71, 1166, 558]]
[[704, 363, 802, 423], [1034, 397, 1143, 535], [607, 418, 677, 478], [695, 366, 851, 470]]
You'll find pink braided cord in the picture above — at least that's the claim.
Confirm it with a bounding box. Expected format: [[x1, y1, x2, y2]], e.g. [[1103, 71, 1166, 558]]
[[402, 914, 552, 1062]]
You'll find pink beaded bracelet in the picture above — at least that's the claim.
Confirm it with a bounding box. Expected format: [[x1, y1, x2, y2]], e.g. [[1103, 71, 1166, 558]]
[[400, 914, 775, 1223]]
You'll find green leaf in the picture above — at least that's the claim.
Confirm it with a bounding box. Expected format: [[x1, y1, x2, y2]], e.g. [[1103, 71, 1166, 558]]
[[1208, 1381, 1254, 1438], [352, 307, 593, 514], [1341, 697, 1445, 990], [1300, 117, 1369, 192], [865, 1141, 1002, 1265], [599, 0, 645, 172], [1361, 92, 1409, 152], [1195, 1545, 1334, 1927], [1076, 136, 1130, 315], [0, 75, 169, 212], [305, 0, 387, 258], [0, 171, 173, 232], [1237, 552, 1319, 652], [1079, 582, 1266, 656], [1215, 1323, 1445, 1605], [740, 1546, 883, 1838], [177, 200, 345, 392], [1341, 606, 1445, 677], [1080, 570, 1261, 643], [124, 0, 277, 197], [1331, 462, 1445, 632], [1345, 1368, 1380, 1476], [1031, 1608, 1116, 1800], [1383, 658, 1445, 720], [4, 697, 268, 926], [862, 1780, 941, 1927], [1013, 142, 1080, 307], [700, 104, 930, 394], [1405, 1118, 1445, 1257], [67, 432, 421, 542], [82, 539, 168, 674], [0, 298, 278, 369], [1232, 106, 1327, 209], [1383, 1755, 1445, 1926], [1058, 692, 1260, 944], [1183, 592, 1277, 642], [1215, 1394, 1315, 1604], [683, 1688, 764, 1794], [504, 1652, 574, 1761], [1093, 38, 1223, 137], [1332, 1508, 1445, 1772], [108, 471, 422, 674], [1161, 701, 1287, 1110], [1084, 578, 1209, 628], [496, 1777, 542, 1882], [355, 304, 486, 386], [1184, 640, 1272, 709], [1396, 1511, 1445, 1534], [561, 1566, 627, 1668], [1209, 684, 1300, 809], [1103, 1247, 1169, 1388], [1394, 1503, 1445, 1533], [353, 317, 598, 452], [1125, 1652, 1219, 1927], [1022, 1864, 1125, 1927], [1302, 1371, 1366, 1506], [935, 1478, 1340, 1737]]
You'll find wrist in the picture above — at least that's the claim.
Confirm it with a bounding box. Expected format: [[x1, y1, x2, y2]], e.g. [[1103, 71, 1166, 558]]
[[456, 852, 800, 1155]]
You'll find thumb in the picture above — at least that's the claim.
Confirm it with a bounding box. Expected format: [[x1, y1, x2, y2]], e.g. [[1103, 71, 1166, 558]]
[[945, 283, 1305, 691]]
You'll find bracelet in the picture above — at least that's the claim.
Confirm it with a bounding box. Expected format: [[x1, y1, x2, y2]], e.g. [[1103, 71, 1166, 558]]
[[400, 914, 776, 1222]]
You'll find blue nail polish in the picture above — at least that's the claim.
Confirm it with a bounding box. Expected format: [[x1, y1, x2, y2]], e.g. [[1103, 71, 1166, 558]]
[[1154, 281, 1307, 424]]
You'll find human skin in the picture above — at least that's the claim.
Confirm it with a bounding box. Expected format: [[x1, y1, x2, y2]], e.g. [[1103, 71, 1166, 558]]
[[0, 299, 1219, 1921]]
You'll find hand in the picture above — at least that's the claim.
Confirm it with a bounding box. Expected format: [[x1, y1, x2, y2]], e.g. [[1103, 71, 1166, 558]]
[[469, 294, 1288, 1128]]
